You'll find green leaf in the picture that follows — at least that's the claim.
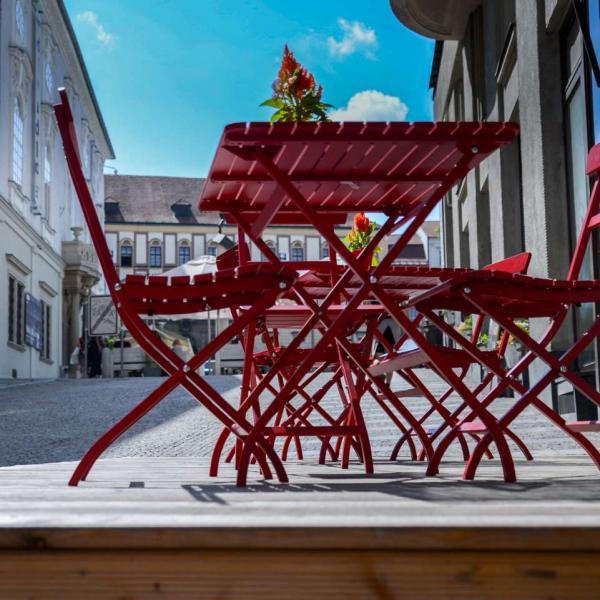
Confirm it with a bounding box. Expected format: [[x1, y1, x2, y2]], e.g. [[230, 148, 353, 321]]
[[260, 98, 285, 109]]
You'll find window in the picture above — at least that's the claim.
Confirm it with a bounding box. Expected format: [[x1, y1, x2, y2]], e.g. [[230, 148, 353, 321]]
[[321, 243, 329, 259], [120, 242, 133, 267], [15, 0, 25, 40], [45, 61, 54, 95], [41, 301, 51, 361], [82, 140, 90, 177], [207, 243, 217, 257], [149, 241, 162, 267], [264, 240, 276, 261], [590, 0, 600, 142], [178, 242, 191, 265], [8, 275, 25, 347], [12, 96, 24, 186], [561, 11, 595, 367], [290, 243, 304, 262], [44, 146, 51, 222]]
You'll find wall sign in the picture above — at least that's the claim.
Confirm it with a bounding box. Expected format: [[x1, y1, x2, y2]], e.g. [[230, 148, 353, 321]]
[[89, 295, 119, 336], [25, 293, 43, 351]]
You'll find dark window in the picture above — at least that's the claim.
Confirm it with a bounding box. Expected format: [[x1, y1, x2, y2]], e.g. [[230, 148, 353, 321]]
[[8, 276, 25, 346], [171, 202, 197, 224], [178, 244, 191, 265], [104, 201, 124, 222], [120, 244, 133, 267], [290, 245, 304, 261], [207, 244, 217, 257], [398, 244, 426, 260], [561, 8, 595, 369], [149, 244, 162, 267], [41, 301, 51, 360], [8, 276, 15, 343], [321, 244, 329, 259]]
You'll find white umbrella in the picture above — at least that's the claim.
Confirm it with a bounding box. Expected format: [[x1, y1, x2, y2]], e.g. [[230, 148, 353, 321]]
[[162, 254, 217, 278]]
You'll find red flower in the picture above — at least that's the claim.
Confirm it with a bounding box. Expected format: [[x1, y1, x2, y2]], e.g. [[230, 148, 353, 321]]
[[354, 212, 370, 233], [280, 44, 299, 79]]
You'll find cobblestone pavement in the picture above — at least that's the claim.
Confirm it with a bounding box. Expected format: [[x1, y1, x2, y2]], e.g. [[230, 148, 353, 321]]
[[0, 370, 597, 468]]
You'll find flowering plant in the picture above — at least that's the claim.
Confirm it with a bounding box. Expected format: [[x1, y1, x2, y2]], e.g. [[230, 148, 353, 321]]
[[344, 213, 380, 264], [261, 44, 332, 122]]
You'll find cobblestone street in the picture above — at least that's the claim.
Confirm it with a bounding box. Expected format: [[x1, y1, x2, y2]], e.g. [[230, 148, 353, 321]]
[[0, 370, 596, 468]]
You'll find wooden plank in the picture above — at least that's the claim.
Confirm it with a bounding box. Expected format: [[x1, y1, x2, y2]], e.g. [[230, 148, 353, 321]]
[[0, 549, 598, 599]]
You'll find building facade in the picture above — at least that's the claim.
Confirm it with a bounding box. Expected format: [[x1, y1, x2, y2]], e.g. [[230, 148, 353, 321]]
[[387, 221, 441, 267], [104, 174, 353, 373], [0, 0, 114, 379], [391, 0, 600, 418]]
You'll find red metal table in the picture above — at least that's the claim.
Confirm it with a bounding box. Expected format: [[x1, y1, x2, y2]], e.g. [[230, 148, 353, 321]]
[[200, 120, 520, 485]]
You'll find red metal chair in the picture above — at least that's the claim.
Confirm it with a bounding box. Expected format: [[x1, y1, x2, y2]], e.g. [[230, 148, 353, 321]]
[[401, 142, 600, 481], [54, 88, 296, 485], [373, 253, 534, 464]]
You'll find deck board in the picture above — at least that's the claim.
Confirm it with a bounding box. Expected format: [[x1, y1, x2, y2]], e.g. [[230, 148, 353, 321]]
[[0, 456, 600, 598]]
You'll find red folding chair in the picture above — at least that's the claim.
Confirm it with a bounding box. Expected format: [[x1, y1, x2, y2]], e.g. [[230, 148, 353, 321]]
[[400, 142, 600, 481], [54, 88, 296, 485], [373, 253, 534, 464]]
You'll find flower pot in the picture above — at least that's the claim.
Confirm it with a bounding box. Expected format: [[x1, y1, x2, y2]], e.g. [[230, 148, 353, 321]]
[[351, 248, 374, 268]]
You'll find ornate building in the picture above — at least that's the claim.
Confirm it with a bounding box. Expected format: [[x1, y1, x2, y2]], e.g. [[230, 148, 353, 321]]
[[0, 0, 114, 378]]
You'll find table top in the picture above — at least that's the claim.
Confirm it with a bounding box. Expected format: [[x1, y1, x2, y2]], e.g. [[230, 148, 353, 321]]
[[199, 121, 518, 222]]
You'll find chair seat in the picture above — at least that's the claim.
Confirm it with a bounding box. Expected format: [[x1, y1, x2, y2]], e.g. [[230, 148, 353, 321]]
[[122, 263, 296, 315], [407, 271, 600, 316], [369, 346, 498, 376], [254, 344, 356, 368]]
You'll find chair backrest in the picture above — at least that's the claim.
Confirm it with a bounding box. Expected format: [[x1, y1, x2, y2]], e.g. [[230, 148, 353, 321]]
[[54, 88, 119, 289], [471, 251, 531, 348], [567, 142, 600, 281]]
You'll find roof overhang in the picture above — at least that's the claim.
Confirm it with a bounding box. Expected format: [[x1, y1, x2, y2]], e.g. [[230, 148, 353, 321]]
[[389, 0, 481, 40]]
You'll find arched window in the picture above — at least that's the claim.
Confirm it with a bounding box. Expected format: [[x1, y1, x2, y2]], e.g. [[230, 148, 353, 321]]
[[321, 242, 329, 259], [178, 240, 191, 265], [120, 240, 133, 267], [12, 96, 24, 186], [264, 240, 276, 261], [44, 144, 52, 222], [207, 242, 217, 257], [290, 241, 304, 262], [149, 240, 162, 267]]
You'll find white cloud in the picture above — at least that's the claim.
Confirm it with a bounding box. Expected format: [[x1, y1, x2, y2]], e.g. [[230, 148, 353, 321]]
[[77, 11, 115, 47], [330, 90, 409, 122], [327, 18, 377, 59]]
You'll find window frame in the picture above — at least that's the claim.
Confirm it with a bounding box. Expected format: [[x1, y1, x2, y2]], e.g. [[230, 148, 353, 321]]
[[290, 243, 305, 262], [120, 241, 133, 268], [12, 95, 24, 187], [148, 241, 163, 268], [8, 274, 25, 348], [178, 241, 191, 265]]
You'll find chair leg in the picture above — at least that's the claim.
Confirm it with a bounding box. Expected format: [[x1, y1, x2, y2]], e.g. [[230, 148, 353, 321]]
[[69, 377, 177, 485]]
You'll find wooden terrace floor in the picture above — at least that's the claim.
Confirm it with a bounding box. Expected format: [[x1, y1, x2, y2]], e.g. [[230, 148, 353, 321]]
[[0, 454, 599, 598]]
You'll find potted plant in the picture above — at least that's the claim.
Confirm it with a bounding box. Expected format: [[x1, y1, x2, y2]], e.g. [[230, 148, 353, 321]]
[[343, 212, 380, 266], [261, 44, 332, 122]]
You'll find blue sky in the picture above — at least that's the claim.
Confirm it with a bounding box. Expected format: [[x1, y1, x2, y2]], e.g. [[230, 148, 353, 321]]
[[64, 0, 435, 178]]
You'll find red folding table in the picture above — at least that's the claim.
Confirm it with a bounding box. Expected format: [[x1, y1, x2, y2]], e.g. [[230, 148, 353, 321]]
[[200, 120, 520, 485]]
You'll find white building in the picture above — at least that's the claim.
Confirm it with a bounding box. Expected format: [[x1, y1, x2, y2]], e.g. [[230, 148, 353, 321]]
[[0, 0, 114, 379]]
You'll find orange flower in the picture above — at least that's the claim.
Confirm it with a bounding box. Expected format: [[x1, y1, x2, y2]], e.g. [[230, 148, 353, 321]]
[[354, 212, 370, 233]]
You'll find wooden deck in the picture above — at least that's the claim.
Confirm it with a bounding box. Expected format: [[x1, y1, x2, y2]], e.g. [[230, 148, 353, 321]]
[[0, 454, 600, 598]]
